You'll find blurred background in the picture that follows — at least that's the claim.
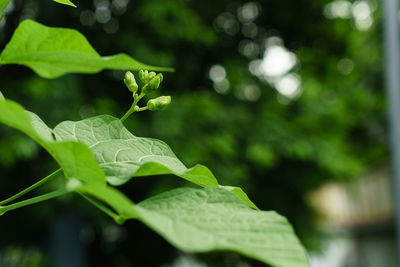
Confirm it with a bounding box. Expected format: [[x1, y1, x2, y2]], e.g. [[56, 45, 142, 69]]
[[0, 0, 391, 266]]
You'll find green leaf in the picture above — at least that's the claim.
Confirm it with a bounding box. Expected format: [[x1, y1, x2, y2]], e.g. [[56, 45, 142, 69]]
[[136, 187, 309, 267], [0, 98, 140, 218], [53, 115, 258, 209], [0, 98, 308, 266], [218, 185, 259, 210], [52, 0, 76, 8], [0, 99, 105, 185], [0, 91, 4, 100], [53, 115, 219, 187], [0, 97, 255, 210], [0, 20, 173, 78]]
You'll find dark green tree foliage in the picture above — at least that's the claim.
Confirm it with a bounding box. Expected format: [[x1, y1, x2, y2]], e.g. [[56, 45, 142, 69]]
[[0, 0, 385, 265]]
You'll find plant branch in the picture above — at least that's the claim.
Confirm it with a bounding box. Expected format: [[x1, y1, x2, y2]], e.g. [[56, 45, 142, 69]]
[[0, 169, 62, 206], [120, 93, 145, 122], [0, 188, 68, 215]]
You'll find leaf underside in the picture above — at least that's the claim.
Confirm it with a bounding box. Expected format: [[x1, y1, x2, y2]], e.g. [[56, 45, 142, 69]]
[[0, 97, 309, 266], [0, 20, 173, 78], [137, 187, 309, 267], [52, 115, 258, 209], [53, 115, 219, 187]]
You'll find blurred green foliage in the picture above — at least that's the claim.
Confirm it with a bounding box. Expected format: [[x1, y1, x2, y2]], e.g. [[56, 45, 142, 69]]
[[0, 0, 385, 265]]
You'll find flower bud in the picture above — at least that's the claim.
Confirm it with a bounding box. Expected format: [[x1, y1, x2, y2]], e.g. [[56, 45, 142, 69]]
[[147, 72, 156, 81], [124, 71, 138, 93], [149, 76, 161, 89], [156, 73, 163, 83], [139, 70, 148, 83], [142, 76, 162, 94], [147, 96, 171, 111]]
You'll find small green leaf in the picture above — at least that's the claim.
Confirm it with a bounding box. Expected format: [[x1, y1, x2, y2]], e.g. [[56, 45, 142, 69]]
[[0, 91, 4, 100], [53, 115, 219, 187], [52, 0, 76, 7], [0, 20, 173, 78], [136, 187, 309, 267]]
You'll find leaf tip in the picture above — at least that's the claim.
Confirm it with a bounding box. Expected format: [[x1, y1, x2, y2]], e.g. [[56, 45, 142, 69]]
[[165, 67, 175, 72], [219, 185, 259, 210], [0, 91, 5, 101], [53, 0, 77, 8]]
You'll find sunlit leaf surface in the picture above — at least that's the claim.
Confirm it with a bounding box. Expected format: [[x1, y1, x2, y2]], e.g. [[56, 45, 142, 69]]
[[0, 20, 173, 78]]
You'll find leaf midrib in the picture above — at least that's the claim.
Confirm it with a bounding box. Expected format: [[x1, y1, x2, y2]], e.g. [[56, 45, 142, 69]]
[[0, 50, 105, 68]]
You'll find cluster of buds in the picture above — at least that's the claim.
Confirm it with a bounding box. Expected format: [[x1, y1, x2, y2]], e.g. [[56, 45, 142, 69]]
[[138, 70, 164, 95], [120, 70, 171, 122]]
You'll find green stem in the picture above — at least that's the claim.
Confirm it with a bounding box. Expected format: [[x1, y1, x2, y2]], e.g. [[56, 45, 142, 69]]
[[79, 193, 118, 219], [120, 102, 136, 122], [137, 106, 148, 112], [120, 93, 145, 122], [0, 169, 62, 206], [0, 188, 68, 215]]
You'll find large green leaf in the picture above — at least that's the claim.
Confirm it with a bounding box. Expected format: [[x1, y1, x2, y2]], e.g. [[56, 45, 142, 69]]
[[53, 115, 218, 187], [0, 97, 308, 266], [0, 97, 139, 217], [0, 20, 173, 78], [136, 187, 309, 267], [0, 96, 255, 209], [52, 115, 258, 209], [0, 97, 254, 207]]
